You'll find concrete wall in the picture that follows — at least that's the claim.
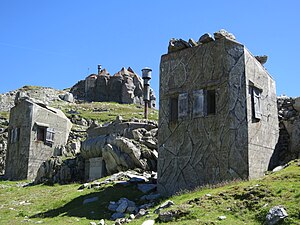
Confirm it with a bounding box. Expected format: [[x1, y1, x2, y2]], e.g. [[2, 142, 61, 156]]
[[244, 49, 279, 178], [158, 38, 250, 196], [27, 103, 72, 180], [5, 100, 71, 180], [5, 100, 32, 180]]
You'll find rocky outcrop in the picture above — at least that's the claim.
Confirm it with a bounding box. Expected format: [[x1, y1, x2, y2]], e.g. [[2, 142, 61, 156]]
[[0, 132, 8, 175], [0, 116, 8, 175], [168, 29, 236, 54], [0, 86, 72, 112], [70, 67, 156, 107], [269, 96, 300, 169], [81, 117, 158, 179], [34, 155, 85, 184]]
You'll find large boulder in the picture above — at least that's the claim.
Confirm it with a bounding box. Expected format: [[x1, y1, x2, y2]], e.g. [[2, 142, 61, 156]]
[[81, 117, 158, 180]]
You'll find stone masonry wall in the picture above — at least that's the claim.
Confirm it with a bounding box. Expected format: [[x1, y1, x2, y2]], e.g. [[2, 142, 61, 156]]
[[244, 49, 278, 178], [158, 38, 250, 196]]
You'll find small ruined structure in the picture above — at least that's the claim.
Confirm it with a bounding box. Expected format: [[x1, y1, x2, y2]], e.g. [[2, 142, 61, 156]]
[[70, 66, 156, 107], [81, 117, 158, 181], [158, 29, 279, 196], [5, 92, 72, 180]]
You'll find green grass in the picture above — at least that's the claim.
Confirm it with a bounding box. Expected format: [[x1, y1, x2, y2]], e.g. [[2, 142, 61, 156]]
[[0, 181, 145, 225], [1, 160, 299, 225], [0, 111, 9, 120], [50, 101, 158, 123]]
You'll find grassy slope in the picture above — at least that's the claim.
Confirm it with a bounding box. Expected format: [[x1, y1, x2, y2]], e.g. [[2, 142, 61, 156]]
[[50, 101, 158, 123], [0, 160, 299, 225]]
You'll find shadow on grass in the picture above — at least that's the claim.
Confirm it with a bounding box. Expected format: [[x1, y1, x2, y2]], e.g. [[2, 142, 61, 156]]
[[30, 184, 146, 220]]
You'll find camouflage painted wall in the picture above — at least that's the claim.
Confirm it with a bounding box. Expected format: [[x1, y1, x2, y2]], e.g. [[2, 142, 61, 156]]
[[158, 38, 278, 196]]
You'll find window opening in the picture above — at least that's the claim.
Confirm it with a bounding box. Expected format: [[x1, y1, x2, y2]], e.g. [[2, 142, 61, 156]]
[[178, 93, 188, 119], [170, 96, 178, 122], [37, 126, 45, 141], [193, 90, 204, 118], [251, 86, 262, 121], [207, 90, 216, 115], [45, 128, 55, 144]]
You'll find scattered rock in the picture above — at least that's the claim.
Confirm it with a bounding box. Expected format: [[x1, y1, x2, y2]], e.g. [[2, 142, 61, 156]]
[[142, 219, 155, 225], [135, 208, 149, 219], [218, 215, 227, 220], [154, 200, 174, 214], [98, 219, 105, 225], [111, 212, 125, 220], [272, 164, 288, 172], [59, 92, 74, 103], [255, 55, 268, 65], [140, 193, 161, 201], [198, 33, 214, 44], [294, 97, 300, 112], [168, 38, 190, 53], [158, 209, 190, 222], [266, 206, 288, 225], [188, 38, 198, 47], [137, 184, 157, 193], [214, 29, 236, 40]]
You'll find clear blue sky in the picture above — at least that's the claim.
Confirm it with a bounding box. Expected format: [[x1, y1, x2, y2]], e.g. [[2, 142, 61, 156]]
[[1, 1, 299, 98]]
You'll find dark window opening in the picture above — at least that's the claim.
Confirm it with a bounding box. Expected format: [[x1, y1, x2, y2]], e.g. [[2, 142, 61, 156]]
[[37, 127, 45, 141], [207, 90, 216, 115], [37, 126, 55, 145], [170, 96, 178, 122]]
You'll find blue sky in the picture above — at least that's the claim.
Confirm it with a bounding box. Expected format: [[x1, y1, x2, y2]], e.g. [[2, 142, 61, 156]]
[[1, 1, 299, 98]]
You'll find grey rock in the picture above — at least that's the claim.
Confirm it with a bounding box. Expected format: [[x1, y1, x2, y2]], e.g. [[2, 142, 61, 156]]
[[115, 199, 128, 213], [98, 219, 105, 225], [90, 222, 97, 225], [168, 38, 190, 53], [83, 197, 99, 205], [129, 214, 135, 220], [142, 220, 155, 225], [141, 193, 161, 201], [255, 55, 268, 65], [214, 29, 236, 40], [59, 92, 74, 103], [198, 33, 214, 44], [266, 206, 288, 225], [139, 203, 154, 210], [272, 165, 286, 172], [108, 201, 118, 212], [111, 212, 125, 220], [138, 184, 157, 193], [154, 200, 174, 214], [135, 208, 149, 219], [188, 38, 198, 47], [294, 97, 300, 112], [218, 215, 227, 220], [158, 211, 174, 222]]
